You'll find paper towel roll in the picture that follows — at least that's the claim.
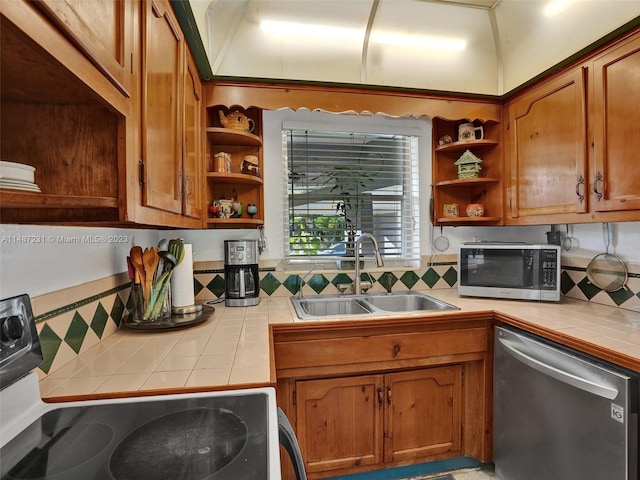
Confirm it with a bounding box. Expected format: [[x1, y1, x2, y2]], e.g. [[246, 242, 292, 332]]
[[171, 243, 195, 307]]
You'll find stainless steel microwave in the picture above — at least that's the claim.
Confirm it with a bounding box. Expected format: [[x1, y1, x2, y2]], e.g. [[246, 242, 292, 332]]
[[458, 243, 561, 302]]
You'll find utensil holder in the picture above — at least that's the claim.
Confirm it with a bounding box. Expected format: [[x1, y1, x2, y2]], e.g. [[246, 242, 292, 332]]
[[129, 281, 171, 322]]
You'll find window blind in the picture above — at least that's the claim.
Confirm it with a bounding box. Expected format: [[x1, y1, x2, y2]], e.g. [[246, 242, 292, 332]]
[[283, 127, 420, 263]]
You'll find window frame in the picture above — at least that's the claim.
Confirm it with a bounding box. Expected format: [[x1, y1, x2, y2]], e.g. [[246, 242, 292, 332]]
[[277, 111, 431, 268]]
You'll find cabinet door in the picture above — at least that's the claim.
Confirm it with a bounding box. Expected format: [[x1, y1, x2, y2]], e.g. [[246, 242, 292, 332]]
[[384, 366, 462, 464], [591, 34, 640, 212], [296, 375, 384, 474], [507, 68, 588, 218], [34, 0, 134, 96], [141, 0, 183, 215], [182, 53, 203, 220]]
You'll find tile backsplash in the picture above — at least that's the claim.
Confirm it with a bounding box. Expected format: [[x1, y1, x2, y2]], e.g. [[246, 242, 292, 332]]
[[30, 258, 640, 379]]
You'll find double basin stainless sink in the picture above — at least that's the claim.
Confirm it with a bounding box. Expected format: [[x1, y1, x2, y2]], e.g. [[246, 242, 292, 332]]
[[290, 291, 459, 320]]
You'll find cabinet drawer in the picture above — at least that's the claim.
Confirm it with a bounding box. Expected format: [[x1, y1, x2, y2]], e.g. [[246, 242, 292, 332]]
[[275, 325, 489, 372]]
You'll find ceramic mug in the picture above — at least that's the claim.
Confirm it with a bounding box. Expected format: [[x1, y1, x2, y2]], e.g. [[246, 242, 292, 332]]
[[443, 203, 459, 217], [213, 152, 231, 172], [232, 201, 243, 217], [218, 199, 233, 219], [466, 203, 485, 217], [458, 123, 484, 142]]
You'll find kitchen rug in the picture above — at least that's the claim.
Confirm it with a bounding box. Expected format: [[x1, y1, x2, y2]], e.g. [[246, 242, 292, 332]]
[[409, 475, 454, 480]]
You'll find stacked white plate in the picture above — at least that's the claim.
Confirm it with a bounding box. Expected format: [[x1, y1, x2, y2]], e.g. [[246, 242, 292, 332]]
[[0, 161, 41, 192]]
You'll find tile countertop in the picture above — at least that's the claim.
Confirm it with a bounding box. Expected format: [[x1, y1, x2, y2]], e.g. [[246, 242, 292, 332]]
[[38, 290, 640, 401]]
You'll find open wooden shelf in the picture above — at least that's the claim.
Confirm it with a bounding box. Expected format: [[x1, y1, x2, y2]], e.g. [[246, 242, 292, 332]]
[[435, 139, 498, 153], [206, 172, 263, 185], [206, 217, 264, 228], [437, 216, 501, 224], [205, 127, 262, 146], [0, 190, 119, 209], [435, 177, 500, 187]]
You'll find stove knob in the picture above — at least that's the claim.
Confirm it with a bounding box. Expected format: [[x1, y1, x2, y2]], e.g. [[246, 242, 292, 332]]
[[1, 315, 24, 343]]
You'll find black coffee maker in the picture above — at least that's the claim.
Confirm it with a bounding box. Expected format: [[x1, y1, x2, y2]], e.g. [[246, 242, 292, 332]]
[[224, 240, 260, 307]]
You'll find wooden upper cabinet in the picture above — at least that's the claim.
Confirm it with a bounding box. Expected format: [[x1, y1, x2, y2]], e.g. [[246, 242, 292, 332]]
[[182, 53, 203, 220], [141, 0, 183, 215], [591, 33, 640, 213], [33, 0, 134, 97], [506, 68, 588, 219]]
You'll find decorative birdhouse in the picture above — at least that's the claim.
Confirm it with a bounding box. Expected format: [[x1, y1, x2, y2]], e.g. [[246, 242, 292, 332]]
[[454, 150, 483, 179]]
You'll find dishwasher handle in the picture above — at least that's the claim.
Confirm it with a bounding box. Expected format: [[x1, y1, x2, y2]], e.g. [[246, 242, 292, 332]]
[[498, 336, 619, 400]]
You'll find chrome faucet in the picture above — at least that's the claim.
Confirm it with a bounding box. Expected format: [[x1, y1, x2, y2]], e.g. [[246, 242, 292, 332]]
[[297, 263, 321, 298], [353, 233, 384, 295]]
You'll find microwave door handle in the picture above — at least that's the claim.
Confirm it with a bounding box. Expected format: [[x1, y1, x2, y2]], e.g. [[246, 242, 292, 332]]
[[498, 337, 619, 400], [239, 268, 245, 297]]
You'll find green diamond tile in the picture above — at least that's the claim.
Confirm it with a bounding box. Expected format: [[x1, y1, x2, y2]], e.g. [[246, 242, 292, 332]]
[[38, 323, 62, 374], [283, 275, 302, 295], [206, 275, 226, 298], [608, 286, 635, 306], [90, 303, 109, 339], [126, 288, 136, 313], [64, 312, 89, 354], [260, 273, 281, 296], [442, 267, 458, 287], [194, 278, 205, 296], [110, 295, 125, 326], [400, 271, 419, 289], [332, 273, 353, 287], [422, 268, 441, 288], [378, 272, 397, 291], [308, 274, 330, 294], [578, 277, 601, 300], [560, 271, 576, 295]]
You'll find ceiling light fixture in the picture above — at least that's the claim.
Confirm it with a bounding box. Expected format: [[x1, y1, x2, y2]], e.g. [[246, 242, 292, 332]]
[[370, 31, 466, 52], [260, 20, 364, 42], [544, 0, 579, 16], [260, 19, 466, 52]]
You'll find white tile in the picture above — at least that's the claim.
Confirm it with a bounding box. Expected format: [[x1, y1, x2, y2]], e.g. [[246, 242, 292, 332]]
[[155, 355, 198, 372], [45, 375, 110, 397], [185, 368, 231, 387], [94, 373, 150, 394], [141, 371, 190, 390]]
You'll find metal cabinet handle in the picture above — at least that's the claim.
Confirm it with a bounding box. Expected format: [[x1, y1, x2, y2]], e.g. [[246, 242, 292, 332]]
[[184, 174, 194, 202], [575, 175, 585, 204], [593, 171, 604, 201], [377, 386, 383, 408], [386, 385, 391, 406]]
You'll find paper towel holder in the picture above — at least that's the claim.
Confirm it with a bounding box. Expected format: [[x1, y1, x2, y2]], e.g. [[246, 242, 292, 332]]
[[171, 304, 203, 315]]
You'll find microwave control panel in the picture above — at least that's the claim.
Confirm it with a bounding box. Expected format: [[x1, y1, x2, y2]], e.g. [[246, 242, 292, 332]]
[[540, 248, 559, 289]]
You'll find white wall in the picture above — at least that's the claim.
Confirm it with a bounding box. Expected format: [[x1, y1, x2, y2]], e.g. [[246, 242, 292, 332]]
[[0, 225, 159, 299], [495, 1, 640, 93]]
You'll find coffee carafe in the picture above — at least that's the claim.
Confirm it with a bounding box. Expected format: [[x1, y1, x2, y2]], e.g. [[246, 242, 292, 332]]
[[224, 240, 260, 307]]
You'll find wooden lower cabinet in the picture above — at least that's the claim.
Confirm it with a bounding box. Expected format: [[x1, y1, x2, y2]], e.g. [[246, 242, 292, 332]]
[[385, 367, 462, 464], [295, 366, 463, 476], [296, 375, 383, 473], [273, 317, 492, 479], [296, 365, 462, 473]]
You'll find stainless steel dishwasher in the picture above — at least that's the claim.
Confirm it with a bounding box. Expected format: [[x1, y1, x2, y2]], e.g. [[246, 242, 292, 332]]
[[494, 325, 638, 480]]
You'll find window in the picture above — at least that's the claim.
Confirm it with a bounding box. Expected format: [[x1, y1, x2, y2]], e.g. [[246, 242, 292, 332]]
[[283, 118, 421, 266]]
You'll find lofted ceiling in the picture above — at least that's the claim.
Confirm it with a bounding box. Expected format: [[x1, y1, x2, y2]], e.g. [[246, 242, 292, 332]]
[[184, 0, 640, 96]]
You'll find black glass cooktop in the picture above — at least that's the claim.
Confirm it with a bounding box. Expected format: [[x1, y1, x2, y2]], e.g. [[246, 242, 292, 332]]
[[0, 394, 269, 480]]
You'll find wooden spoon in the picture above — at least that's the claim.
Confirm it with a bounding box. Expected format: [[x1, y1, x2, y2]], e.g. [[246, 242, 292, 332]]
[[143, 247, 160, 306], [130, 246, 146, 297]]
